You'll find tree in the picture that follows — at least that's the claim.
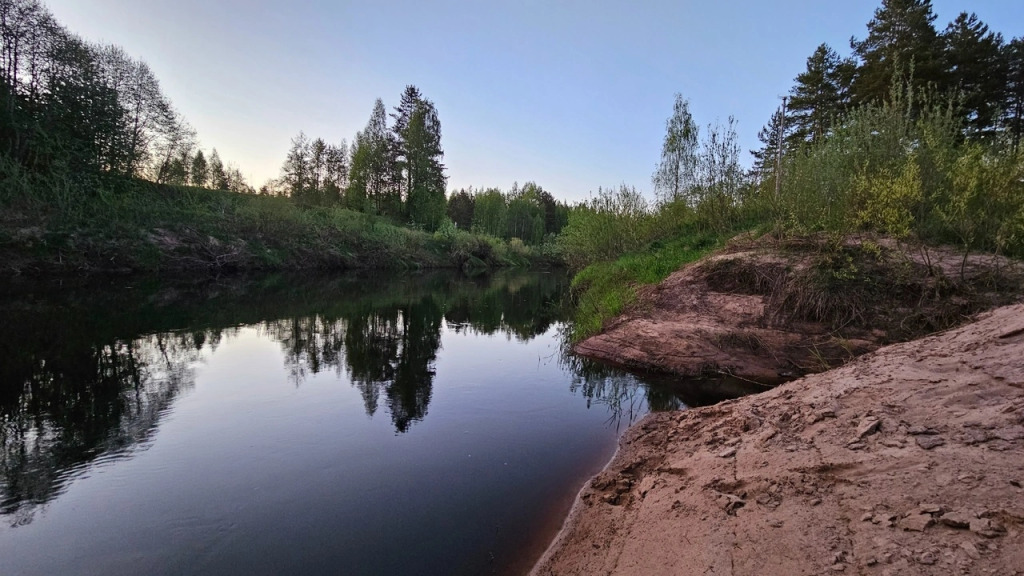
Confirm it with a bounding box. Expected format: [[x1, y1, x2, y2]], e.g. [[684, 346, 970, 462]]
[[534, 186, 567, 235], [751, 108, 788, 181], [164, 148, 190, 185], [506, 182, 545, 244], [323, 140, 348, 203], [95, 44, 176, 177], [190, 149, 208, 187], [695, 117, 743, 229], [652, 93, 699, 204], [851, 0, 944, 107], [390, 85, 423, 201], [942, 12, 1007, 138], [208, 148, 227, 190], [309, 137, 327, 200], [0, 2, 126, 178], [446, 188, 475, 229], [280, 132, 310, 200], [151, 113, 196, 184], [788, 44, 854, 145], [223, 163, 252, 194], [392, 86, 446, 230], [349, 99, 399, 216], [1006, 38, 1024, 151], [471, 188, 507, 237]]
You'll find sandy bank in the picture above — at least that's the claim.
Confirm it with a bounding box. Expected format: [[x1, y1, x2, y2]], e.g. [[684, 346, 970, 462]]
[[574, 239, 1021, 383], [533, 303, 1024, 575]]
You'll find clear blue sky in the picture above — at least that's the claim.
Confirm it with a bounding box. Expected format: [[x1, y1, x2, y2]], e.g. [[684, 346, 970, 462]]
[[46, 1, 1023, 201]]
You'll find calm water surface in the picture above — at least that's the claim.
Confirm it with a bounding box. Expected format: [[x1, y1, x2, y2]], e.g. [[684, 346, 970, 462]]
[[0, 270, 752, 576]]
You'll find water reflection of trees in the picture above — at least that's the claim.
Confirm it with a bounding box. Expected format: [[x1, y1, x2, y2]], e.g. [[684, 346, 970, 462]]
[[563, 346, 683, 431], [563, 334, 769, 428], [262, 272, 565, 433], [262, 297, 445, 433], [0, 330, 200, 526], [1, 269, 756, 526], [0, 270, 574, 523]]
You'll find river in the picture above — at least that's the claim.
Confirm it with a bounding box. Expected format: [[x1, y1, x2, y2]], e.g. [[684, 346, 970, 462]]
[[0, 270, 752, 575]]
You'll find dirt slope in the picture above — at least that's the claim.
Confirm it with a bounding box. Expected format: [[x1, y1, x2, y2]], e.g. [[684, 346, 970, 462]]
[[533, 303, 1024, 575], [575, 239, 1020, 383]]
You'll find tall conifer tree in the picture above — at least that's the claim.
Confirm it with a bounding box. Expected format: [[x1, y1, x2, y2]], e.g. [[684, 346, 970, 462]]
[[851, 0, 944, 106], [942, 12, 1007, 137], [788, 44, 854, 145]]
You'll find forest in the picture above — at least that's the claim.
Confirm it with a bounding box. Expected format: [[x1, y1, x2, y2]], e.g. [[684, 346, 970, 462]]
[[0, 0, 1021, 281]]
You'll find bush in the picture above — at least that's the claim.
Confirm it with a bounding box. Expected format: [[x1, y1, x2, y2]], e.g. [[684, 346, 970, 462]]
[[558, 185, 653, 270]]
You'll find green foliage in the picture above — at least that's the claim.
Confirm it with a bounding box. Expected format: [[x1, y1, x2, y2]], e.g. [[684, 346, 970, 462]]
[[558, 185, 653, 270], [652, 94, 700, 204], [568, 233, 721, 341], [348, 99, 400, 218], [0, 172, 554, 274], [463, 182, 567, 247], [446, 188, 475, 230], [788, 43, 854, 146], [756, 82, 1024, 259], [471, 188, 508, 237], [934, 143, 1024, 264], [942, 12, 1008, 137], [393, 86, 447, 231], [850, 0, 944, 107], [851, 155, 922, 238]]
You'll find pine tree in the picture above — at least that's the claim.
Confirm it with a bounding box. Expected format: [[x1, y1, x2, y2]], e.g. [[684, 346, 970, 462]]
[[788, 44, 853, 145], [391, 86, 446, 230], [751, 108, 788, 180], [1006, 38, 1024, 151], [851, 0, 944, 107], [942, 12, 1007, 137], [391, 85, 423, 202], [652, 93, 700, 204]]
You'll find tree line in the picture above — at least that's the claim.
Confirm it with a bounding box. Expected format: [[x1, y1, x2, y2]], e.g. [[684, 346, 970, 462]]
[[0, 0, 252, 198], [752, 0, 1023, 173], [263, 85, 449, 231], [446, 182, 570, 244], [576, 0, 1024, 277]]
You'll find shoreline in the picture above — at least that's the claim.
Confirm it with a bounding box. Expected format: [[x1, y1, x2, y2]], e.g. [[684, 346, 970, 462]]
[[530, 304, 1024, 575], [528, 423, 630, 573]]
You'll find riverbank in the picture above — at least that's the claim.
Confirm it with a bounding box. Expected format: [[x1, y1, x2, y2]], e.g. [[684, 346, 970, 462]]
[[573, 235, 1023, 382], [532, 302, 1024, 575], [0, 178, 558, 276]]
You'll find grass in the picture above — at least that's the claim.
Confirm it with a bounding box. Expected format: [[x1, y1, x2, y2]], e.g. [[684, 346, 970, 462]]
[[0, 175, 557, 275], [568, 232, 721, 341]]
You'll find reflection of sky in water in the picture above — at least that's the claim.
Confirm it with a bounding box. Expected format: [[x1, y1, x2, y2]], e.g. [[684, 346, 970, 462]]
[[0, 272, 662, 576]]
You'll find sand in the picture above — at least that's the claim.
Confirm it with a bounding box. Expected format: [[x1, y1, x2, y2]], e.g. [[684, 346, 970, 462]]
[[532, 303, 1024, 575]]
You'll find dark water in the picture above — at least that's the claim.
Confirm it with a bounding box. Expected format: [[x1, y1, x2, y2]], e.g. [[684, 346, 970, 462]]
[[0, 270, 755, 576]]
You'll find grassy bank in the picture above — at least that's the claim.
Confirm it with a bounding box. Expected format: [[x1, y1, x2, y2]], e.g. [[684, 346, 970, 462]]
[[0, 175, 558, 275], [562, 87, 1024, 343], [568, 232, 722, 340]]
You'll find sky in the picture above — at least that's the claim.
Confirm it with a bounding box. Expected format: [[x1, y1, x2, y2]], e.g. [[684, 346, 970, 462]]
[[45, 0, 1024, 202]]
